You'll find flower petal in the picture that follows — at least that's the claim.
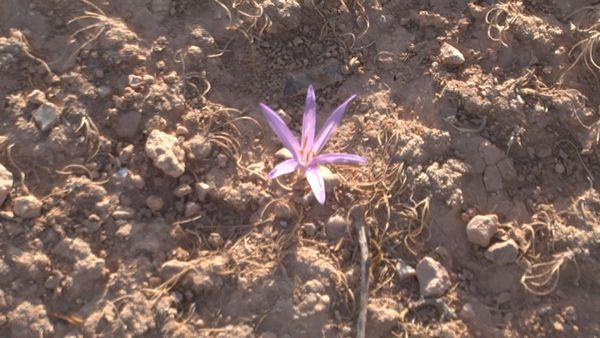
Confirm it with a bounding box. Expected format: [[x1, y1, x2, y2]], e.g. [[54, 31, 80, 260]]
[[311, 153, 367, 166], [306, 166, 326, 204], [313, 94, 357, 154], [268, 159, 298, 179], [301, 85, 317, 150], [259, 103, 300, 160]]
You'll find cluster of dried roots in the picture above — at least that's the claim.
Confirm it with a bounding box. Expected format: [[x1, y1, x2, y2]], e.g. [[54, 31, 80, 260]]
[[517, 206, 580, 295], [336, 117, 431, 288], [485, 1, 524, 47]]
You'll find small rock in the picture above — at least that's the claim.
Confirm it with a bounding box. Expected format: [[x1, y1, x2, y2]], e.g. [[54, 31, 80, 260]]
[[216, 154, 228, 168], [173, 184, 192, 198], [395, 259, 416, 281], [13, 195, 42, 219], [439, 42, 465, 66], [116, 222, 131, 238], [466, 214, 499, 247], [26, 89, 46, 105], [208, 233, 224, 248], [320, 167, 340, 193], [175, 125, 189, 136], [112, 207, 135, 220], [416, 257, 451, 297], [272, 202, 294, 219], [194, 182, 211, 202], [553, 320, 565, 332], [184, 202, 201, 218], [115, 111, 142, 138], [276, 109, 292, 124], [33, 103, 61, 131], [485, 239, 519, 264], [536, 144, 552, 158], [118, 144, 135, 163], [44, 275, 60, 289], [146, 195, 164, 212], [555, 163, 565, 174], [302, 222, 317, 236], [0, 163, 13, 206], [563, 306, 577, 322], [325, 215, 348, 240], [483, 166, 504, 192], [129, 174, 145, 189], [274, 148, 293, 159], [146, 130, 186, 177], [460, 303, 475, 320]]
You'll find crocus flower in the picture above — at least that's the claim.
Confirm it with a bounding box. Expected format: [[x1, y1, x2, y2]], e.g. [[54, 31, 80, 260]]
[[260, 85, 367, 204]]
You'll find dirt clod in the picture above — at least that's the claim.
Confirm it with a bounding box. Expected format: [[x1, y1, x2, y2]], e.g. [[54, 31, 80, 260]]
[[184, 135, 212, 160], [145, 129, 186, 177], [366, 302, 398, 338], [8, 302, 54, 337]]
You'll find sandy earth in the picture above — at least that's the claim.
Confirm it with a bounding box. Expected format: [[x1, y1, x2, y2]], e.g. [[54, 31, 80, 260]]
[[0, 0, 599, 337]]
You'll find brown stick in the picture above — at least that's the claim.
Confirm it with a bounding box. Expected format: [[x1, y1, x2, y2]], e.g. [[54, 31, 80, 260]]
[[350, 205, 370, 338]]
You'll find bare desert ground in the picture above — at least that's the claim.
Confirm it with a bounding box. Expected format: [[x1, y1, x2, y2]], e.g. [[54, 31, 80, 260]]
[[0, 0, 599, 337]]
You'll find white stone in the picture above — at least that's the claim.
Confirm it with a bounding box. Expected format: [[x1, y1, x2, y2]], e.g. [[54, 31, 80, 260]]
[[33, 103, 61, 131], [194, 182, 211, 202], [440, 42, 465, 66], [0, 163, 12, 206]]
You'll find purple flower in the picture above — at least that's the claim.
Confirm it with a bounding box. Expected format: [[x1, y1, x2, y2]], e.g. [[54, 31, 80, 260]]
[[260, 85, 367, 204]]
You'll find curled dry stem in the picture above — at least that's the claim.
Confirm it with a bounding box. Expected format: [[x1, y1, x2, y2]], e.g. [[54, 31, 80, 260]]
[[6, 143, 27, 194], [485, 1, 523, 47], [11, 30, 54, 77], [521, 249, 579, 295]]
